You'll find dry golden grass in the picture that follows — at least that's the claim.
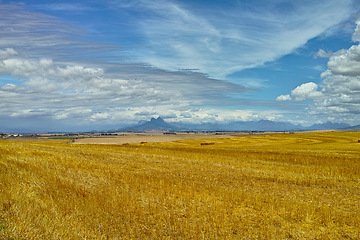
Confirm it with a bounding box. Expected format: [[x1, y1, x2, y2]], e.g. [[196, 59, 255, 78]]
[[73, 132, 234, 145], [0, 131, 359, 239]]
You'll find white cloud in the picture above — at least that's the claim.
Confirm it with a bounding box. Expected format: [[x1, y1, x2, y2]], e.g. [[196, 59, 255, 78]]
[[0, 83, 17, 91], [0, 2, 256, 128], [0, 2, 114, 63], [0, 48, 17, 59], [291, 82, 323, 101], [276, 94, 291, 101], [125, 0, 354, 78], [33, 3, 94, 12], [0, 4, 78, 49], [327, 45, 360, 76], [280, 20, 360, 124], [0, 48, 257, 128], [352, 19, 360, 42], [10, 109, 48, 118], [1, 1, 359, 130], [127, 107, 284, 124], [0, 55, 105, 93], [315, 49, 333, 58]]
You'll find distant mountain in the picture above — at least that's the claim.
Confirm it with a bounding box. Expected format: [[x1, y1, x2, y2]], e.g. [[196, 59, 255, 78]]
[[118, 118, 355, 133], [308, 122, 351, 130], [123, 117, 179, 132], [225, 120, 303, 131], [338, 124, 360, 130], [172, 122, 223, 131], [173, 120, 302, 132]]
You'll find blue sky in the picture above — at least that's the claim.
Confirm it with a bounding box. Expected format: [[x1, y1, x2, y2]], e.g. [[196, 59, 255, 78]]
[[1, 0, 360, 132]]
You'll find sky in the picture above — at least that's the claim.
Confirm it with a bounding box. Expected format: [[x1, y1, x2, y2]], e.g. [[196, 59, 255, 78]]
[[1, 0, 360, 132]]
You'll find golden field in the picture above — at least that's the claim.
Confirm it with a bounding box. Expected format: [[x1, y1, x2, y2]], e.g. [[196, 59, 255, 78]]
[[0, 132, 359, 239]]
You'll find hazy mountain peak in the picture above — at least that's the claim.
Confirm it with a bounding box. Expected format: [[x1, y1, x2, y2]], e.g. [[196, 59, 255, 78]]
[[150, 117, 165, 122], [127, 117, 177, 131]]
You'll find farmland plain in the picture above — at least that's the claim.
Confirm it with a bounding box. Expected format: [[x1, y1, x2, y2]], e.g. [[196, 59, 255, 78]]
[[1, 131, 359, 239]]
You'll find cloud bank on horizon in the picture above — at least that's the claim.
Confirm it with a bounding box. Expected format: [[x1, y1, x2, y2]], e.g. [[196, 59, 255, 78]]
[[0, 0, 360, 131]]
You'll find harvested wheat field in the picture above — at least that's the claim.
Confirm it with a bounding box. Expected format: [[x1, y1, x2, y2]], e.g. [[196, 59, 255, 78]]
[[1, 131, 360, 239], [73, 132, 236, 145]]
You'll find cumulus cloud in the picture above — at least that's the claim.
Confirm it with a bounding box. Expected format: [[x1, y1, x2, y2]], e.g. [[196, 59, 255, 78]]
[[276, 94, 291, 101], [279, 20, 360, 124], [352, 19, 360, 42], [0, 2, 259, 130], [314, 49, 333, 58], [127, 107, 284, 124], [0, 48, 17, 59], [1, 1, 359, 130], [276, 82, 323, 102], [0, 55, 105, 93], [314, 20, 360, 119], [0, 47, 258, 129], [327, 45, 360, 76], [291, 82, 323, 101]]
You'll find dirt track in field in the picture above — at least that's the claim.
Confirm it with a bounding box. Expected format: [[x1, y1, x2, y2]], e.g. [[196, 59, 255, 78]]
[[73, 133, 238, 144]]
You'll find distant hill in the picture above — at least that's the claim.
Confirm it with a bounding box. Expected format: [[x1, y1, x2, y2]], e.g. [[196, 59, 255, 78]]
[[172, 120, 357, 132], [342, 124, 360, 130], [119, 118, 356, 133], [123, 117, 179, 132], [225, 120, 303, 131], [307, 122, 351, 130], [173, 120, 302, 132]]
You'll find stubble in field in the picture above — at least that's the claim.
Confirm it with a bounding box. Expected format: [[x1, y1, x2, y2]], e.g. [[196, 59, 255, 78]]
[[0, 132, 359, 239]]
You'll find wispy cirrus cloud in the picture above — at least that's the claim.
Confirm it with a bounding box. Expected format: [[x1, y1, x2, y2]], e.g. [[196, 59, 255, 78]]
[[0, 2, 117, 62], [0, 3, 79, 48], [0, 0, 359, 131], [117, 0, 355, 78], [0, 2, 255, 130], [32, 3, 95, 12]]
